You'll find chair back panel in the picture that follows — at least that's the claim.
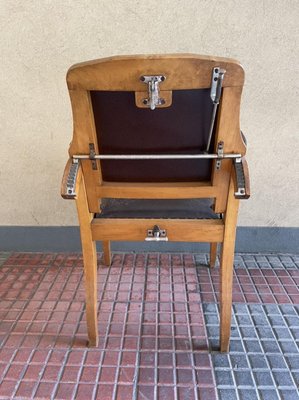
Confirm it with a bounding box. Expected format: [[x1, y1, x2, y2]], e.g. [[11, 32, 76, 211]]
[[90, 89, 215, 182], [66, 54, 246, 213]]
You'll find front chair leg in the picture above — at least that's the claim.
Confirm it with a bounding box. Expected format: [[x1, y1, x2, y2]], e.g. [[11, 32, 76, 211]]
[[82, 240, 98, 347], [219, 241, 234, 352], [102, 240, 111, 266], [219, 175, 239, 352], [209, 243, 218, 268]]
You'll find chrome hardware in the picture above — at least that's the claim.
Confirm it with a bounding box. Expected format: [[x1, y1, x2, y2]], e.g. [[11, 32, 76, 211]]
[[145, 225, 168, 241], [234, 157, 247, 198], [89, 143, 97, 170], [140, 75, 166, 110], [210, 67, 226, 104], [216, 141, 224, 170], [206, 67, 226, 152], [73, 152, 241, 161], [65, 159, 79, 199]]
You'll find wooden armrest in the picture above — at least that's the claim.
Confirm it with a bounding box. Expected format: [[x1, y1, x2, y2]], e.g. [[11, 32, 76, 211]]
[[233, 157, 250, 199], [61, 158, 82, 199]]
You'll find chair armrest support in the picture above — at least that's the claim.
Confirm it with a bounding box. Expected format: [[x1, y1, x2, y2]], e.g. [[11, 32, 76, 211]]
[[233, 157, 250, 199], [61, 158, 82, 199]]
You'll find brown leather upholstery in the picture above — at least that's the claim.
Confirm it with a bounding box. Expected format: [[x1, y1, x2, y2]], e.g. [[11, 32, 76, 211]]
[[96, 198, 219, 219], [90, 89, 215, 182]]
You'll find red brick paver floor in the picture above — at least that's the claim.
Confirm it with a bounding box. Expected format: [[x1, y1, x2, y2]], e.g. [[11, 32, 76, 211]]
[[0, 252, 298, 399]]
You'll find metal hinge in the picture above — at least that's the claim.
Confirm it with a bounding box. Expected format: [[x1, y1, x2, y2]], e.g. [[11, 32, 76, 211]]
[[140, 75, 166, 110], [234, 157, 247, 198], [215, 141, 224, 170], [64, 159, 79, 199], [145, 225, 168, 241], [89, 143, 97, 170]]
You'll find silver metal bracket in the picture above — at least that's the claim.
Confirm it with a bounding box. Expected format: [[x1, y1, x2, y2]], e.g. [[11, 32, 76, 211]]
[[140, 75, 166, 110], [73, 151, 242, 161], [234, 157, 247, 198], [206, 67, 226, 152], [210, 67, 226, 104], [145, 225, 168, 242], [216, 141, 224, 170], [65, 159, 79, 199], [89, 143, 97, 170]]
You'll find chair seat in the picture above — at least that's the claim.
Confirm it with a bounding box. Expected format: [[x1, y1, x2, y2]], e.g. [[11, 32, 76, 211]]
[[96, 198, 220, 219]]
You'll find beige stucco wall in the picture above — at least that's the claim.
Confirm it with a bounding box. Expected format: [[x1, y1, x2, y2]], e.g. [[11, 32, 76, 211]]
[[1, 1, 298, 227]]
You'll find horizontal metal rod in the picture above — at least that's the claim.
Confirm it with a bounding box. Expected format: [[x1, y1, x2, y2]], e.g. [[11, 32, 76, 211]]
[[73, 153, 241, 160]]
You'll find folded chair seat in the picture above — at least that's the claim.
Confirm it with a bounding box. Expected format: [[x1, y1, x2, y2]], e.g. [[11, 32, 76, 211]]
[[96, 198, 220, 219]]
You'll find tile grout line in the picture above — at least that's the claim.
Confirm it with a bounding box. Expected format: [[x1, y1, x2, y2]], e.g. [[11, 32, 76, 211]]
[[49, 254, 85, 400], [182, 257, 200, 400], [154, 255, 159, 400], [1, 252, 299, 400], [264, 304, 299, 397], [58, 255, 92, 400], [94, 252, 124, 400], [7, 254, 76, 398], [169, 257, 179, 400], [111, 253, 135, 400], [244, 304, 281, 400], [230, 304, 261, 400], [132, 253, 148, 400]]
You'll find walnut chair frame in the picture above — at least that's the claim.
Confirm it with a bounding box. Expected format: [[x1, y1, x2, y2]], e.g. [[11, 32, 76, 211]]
[[61, 54, 250, 352]]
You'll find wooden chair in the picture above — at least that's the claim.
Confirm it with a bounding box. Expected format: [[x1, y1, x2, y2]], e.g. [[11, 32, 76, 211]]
[[61, 54, 250, 352]]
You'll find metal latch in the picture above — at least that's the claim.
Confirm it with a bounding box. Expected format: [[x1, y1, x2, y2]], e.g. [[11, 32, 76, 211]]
[[65, 159, 79, 199], [140, 75, 166, 110], [234, 157, 247, 198], [145, 225, 168, 241]]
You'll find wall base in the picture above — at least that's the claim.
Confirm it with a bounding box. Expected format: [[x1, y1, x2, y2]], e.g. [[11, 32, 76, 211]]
[[0, 226, 298, 253]]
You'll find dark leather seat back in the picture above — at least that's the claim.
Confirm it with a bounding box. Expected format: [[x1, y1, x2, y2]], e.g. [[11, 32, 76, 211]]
[[91, 89, 215, 182]]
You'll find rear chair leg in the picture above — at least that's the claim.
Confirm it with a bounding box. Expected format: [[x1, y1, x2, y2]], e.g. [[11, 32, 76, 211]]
[[210, 243, 218, 268], [102, 240, 111, 266], [76, 176, 98, 347]]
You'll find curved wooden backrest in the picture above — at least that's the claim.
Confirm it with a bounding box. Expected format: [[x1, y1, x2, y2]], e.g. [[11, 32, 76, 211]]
[[66, 54, 246, 213]]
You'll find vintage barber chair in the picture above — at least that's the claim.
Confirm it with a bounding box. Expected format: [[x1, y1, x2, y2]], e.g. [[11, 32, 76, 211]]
[[61, 54, 250, 352]]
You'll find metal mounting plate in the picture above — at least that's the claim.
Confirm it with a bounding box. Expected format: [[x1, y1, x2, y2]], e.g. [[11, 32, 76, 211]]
[[140, 75, 166, 110], [210, 67, 226, 104], [145, 225, 168, 241]]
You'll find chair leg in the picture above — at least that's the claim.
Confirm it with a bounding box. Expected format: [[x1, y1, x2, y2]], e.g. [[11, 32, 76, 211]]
[[82, 240, 98, 347], [209, 243, 218, 268], [219, 175, 239, 352], [76, 176, 98, 347], [219, 240, 235, 352], [102, 241, 111, 266]]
